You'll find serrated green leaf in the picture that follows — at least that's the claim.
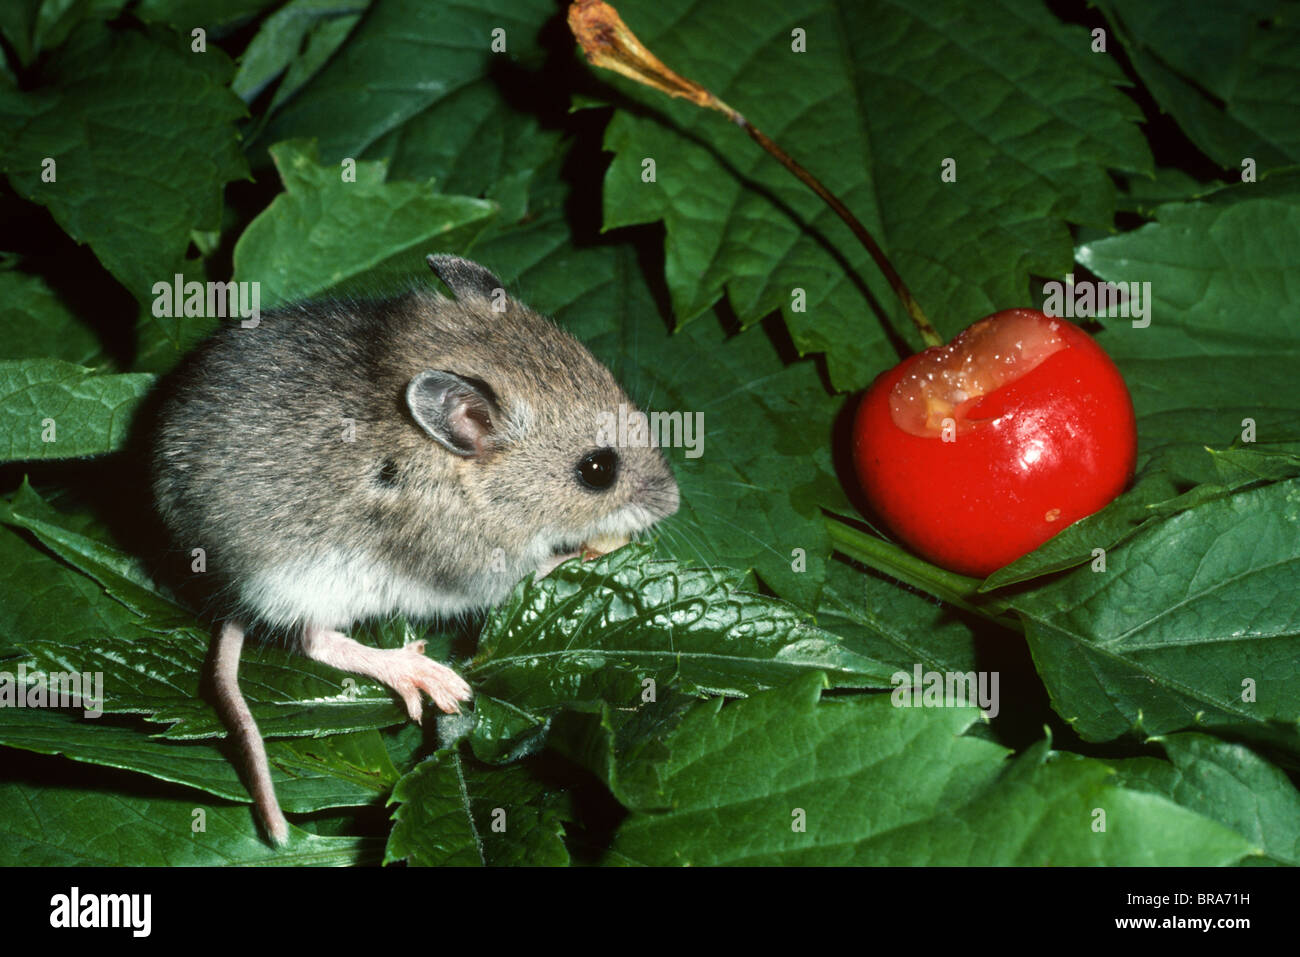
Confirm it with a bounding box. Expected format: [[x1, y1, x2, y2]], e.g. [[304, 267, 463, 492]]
[[0, 483, 426, 738], [0, 20, 248, 316], [1113, 732, 1300, 866], [467, 544, 896, 761], [1080, 172, 1300, 435], [587, 0, 1151, 390], [14, 625, 413, 739], [385, 747, 569, 866], [605, 673, 1256, 865], [232, 0, 368, 104], [1015, 479, 1300, 753], [1097, 0, 1299, 169], [252, 0, 554, 161], [231, 139, 497, 308], [545, 690, 697, 812], [814, 558, 980, 675], [5, 478, 190, 625], [0, 524, 137, 663]]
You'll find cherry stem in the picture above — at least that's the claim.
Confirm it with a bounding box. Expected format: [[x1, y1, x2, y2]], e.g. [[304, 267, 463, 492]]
[[568, 0, 944, 351], [736, 121, 943, 348]]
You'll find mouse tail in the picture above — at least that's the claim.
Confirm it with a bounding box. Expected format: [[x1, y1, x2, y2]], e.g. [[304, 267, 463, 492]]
[[212, 620, 289, 847]]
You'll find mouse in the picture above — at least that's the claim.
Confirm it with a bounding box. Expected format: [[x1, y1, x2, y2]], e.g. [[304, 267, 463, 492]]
[[150, 254, 680, 846]]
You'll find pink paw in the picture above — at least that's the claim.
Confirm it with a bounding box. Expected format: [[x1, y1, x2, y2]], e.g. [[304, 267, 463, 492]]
[[390, 641, 473, 722]]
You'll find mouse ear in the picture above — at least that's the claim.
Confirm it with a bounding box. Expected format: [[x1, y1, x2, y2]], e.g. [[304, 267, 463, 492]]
[[425, 255, 504, 302], [406, 370, 499, 457]]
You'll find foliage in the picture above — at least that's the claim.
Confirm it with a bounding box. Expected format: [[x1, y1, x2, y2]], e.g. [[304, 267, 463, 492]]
[[0, 0, 1296, 865]]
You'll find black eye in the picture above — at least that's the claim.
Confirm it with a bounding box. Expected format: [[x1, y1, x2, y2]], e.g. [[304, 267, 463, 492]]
[[576, 448, 618, 490]]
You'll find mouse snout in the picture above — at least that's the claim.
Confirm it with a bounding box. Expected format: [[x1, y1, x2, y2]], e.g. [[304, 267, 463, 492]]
[[648, 471, 680, 519]]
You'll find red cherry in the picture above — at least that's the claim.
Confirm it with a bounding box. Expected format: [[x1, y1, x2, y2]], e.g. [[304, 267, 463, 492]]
[[852, 309, 1137, 578]]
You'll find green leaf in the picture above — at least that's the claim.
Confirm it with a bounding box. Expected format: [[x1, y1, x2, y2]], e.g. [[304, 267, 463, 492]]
[[604, 674, 1256, 865], [0, 20, 248, 314], [275, 19, 368, 117], [467, 544, 896, 761], [0, 707, 397, 813], [251, 0, 554, 163], [1080, 172, 1300, 432], [285, 0, 564, 223], [133, 0, 279, 34], [0, 1, 39, 67], [583, 304, 840, 609], [0, 267, 108, 365], [231, 0, 368, 104], [981, 447, 1300, 590], [545, 691, 696, 811], [231, 139, 497, 308], [1096, 0, 1299, 169], [1014, 479, 1300, 753], [5, 477, 190, 625], [0, 0, 129, 68], [13, 624, 415, 739], [1209, 447, 1300, 485], [385, 747, 569, 866], [0, 772, 379, 865], [0, 517, 147, 661], [586, 0, 1151, 390], [1113, 732, 1300, 866], [0, 360, 153, 461], [1113, 167, 1219, 217]]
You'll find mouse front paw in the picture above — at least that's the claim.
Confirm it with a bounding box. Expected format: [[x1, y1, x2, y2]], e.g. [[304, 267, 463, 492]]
[[391, 640, 473, 722]]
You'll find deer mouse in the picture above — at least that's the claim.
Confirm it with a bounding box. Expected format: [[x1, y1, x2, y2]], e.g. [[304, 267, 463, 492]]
[[150, 255, 680, 846]]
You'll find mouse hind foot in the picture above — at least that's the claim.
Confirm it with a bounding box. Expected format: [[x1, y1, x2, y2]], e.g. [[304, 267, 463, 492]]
[[299, 626, 472, 722]]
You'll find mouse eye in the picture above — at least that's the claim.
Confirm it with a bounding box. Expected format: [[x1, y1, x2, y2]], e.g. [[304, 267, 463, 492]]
[[576, 448, 619, 491]]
